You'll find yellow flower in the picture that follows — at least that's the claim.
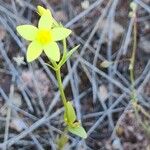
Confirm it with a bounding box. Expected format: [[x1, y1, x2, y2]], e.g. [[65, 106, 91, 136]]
[[16, 7, 71, 62]]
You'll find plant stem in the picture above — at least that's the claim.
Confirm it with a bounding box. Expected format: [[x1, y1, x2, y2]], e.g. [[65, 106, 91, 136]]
[[55, 68, 68, 111], [51, 39, 69, 120], [129, 14, 137, 103], [58, 39, 67, 66], [63, 38, 67, 54], [129, 13, 150, 134]]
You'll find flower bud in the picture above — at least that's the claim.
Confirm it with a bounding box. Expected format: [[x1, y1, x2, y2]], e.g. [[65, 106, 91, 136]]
[[130, 2, 138, 11], [37, 5, 51, 16]]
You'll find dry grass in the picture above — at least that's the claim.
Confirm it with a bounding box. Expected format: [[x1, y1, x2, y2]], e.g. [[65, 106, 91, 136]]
[[0, 0, 150, 149]]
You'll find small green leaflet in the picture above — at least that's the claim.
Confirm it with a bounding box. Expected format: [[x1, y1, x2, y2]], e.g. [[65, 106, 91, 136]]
[[66, 45, 79, 60], [68, 125, 87, 139], [59, 45, 80, 66], [56, 133, 68, 149], [64, 101, 87, 139], [64, 101, 76, 124]]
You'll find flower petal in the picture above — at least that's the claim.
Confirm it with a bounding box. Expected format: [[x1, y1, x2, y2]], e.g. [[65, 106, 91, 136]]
[[38, 13, 53, 29], [26, 41, 43, 62], [37, 5, 51, 16], [37, 6, 59, 27], [51, 27, 71, 41], [44, 42, 60, 61], [16, 25, 38, 41]]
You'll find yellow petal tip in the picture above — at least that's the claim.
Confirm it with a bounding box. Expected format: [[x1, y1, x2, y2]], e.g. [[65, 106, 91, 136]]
[[37, 5, 52, 16], [37, 5, 46, 16]]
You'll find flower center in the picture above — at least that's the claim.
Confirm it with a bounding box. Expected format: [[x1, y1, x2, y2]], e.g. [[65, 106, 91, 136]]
[[36, 29, 52, 44]]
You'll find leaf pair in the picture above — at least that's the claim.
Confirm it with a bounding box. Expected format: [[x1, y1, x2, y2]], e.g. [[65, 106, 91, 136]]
[[45, 45, 79, 71], [58, 45, 79, 67], [64, 101, 87, 139]]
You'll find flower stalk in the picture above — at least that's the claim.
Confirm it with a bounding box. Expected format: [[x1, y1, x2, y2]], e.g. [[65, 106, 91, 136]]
[[16, 5, 87, 139], [129, 2, 150, 135], [129, 11, 137, 103], [55, 68, 68, 112]]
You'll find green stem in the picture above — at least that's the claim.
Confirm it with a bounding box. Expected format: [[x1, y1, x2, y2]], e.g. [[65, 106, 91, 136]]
[[50, 39, 69, 121], [129, 13, 150, 135], [129, 14, 137, 103], [63, 38, 67, 54], [128, 13, 143, 136], [58, 39, 67, 67], [55, 68, 68, 111]]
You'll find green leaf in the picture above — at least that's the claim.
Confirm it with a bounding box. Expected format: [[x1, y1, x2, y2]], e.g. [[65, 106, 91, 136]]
[[16, 25, 38, 41], [56, 134, 68, 150], [66, 45, 79, 60], [68, 125, 87, 139], [59, 45, 79, 66], [64, 101, 76, 124], [44, 63, 56, 70]]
